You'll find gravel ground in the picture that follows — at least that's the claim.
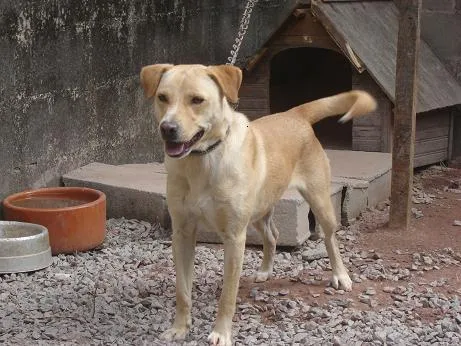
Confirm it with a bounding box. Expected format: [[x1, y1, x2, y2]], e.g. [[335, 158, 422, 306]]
[[1, 217, 460, 345]]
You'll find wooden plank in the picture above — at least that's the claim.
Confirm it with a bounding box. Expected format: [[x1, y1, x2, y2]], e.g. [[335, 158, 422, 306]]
[[415, 111, 449, 140], [352, 126, 381, 137], [415, 127, 449, 140], [415, 137, 449, 155], [414, 151, 447, 167], [352, 122, 382, 152], [271, 35, 338, 49], [416, 114, 450, 128], [389, 0, 421, 230], [243, 110, 270, 119], [353, 113, 382, 126], [452, 111, 461, 158], [416, 110, 450, 126], [448, 111, 454, 160], [239, 85, 268, 99], [416, 128, 449, 141], [381, 108, 392, 153], [412, 111, 450, 165], [352, 139, 382, 152], [238, 98, 269, 110], [242, 73, 269, 84]]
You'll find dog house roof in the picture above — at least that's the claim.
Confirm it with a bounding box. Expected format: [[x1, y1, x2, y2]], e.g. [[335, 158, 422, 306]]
[[309, 0, 461, 113]]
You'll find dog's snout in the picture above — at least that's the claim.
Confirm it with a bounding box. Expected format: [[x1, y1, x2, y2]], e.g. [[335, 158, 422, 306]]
[[160, 121, 179, 140]]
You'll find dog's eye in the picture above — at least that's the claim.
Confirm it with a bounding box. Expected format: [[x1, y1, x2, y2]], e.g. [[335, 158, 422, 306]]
[[157, 94, 168, 103], [191, 96, 204, 105]]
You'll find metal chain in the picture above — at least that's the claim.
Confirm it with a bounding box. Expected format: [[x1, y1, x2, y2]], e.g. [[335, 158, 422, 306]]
[[226, 0, 259, 109], [226, 0, 259, 66]]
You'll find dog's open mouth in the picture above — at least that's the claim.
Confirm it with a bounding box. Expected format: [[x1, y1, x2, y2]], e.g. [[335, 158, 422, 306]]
[[165, 130, 205, 157]]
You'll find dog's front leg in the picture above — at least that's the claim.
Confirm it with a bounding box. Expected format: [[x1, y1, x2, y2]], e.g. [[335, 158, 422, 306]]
[[208, 231, 246, 346], [161, 225, 197, 341]]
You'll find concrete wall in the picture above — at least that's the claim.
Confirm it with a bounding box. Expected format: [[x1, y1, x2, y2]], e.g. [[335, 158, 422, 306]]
[[0, 0, 296, 210]]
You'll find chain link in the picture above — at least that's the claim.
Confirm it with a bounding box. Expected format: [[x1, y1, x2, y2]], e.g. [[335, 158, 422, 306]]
[[226, 0, 259, 66], [226, 0, 259, 109]]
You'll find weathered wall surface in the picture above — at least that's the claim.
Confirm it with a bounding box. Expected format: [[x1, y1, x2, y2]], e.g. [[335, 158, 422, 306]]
[[0, 0, 296, 208]]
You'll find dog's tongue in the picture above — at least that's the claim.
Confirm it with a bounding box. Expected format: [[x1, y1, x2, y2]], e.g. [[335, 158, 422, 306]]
[[165, 142, 186, 157]]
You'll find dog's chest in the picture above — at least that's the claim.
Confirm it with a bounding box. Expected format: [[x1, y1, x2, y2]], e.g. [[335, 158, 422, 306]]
[[167, 157, 247, 232], [185, 182, 212, 209], [184, 186, 224, 230]]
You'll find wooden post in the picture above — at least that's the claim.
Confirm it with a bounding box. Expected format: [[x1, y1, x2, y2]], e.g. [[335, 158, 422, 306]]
[[389, 0, 422, 230]]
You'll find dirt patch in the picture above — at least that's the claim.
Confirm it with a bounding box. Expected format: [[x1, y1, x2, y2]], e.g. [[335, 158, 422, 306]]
[[239, 166, 461, 322]]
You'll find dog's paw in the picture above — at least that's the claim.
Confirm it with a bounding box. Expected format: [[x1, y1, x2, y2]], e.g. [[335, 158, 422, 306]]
[[254, 270, 271, 283], [161, 326, 189, 341], [208, 330, 232, 346], [331, 272, 353, 291]]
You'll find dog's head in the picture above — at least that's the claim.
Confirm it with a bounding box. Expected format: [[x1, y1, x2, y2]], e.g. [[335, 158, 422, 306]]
[[140, 64, 242, 158]]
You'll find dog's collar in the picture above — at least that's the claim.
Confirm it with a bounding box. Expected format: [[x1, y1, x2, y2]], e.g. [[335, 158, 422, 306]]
[[190, 128, 230, 156]]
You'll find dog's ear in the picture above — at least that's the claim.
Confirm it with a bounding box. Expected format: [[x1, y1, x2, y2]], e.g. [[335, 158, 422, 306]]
[[206, 65, 242, 104], [140, 64, 173, 98]]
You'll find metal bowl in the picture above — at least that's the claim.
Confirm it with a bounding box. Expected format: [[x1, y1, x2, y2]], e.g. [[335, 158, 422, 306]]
[[0, 221, 52, 274]]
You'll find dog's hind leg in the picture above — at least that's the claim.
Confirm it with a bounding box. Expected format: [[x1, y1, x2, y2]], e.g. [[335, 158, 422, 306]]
[[297, 178, 352, 291], [253, 208, 279, 282], [308, 209, 325, 240]]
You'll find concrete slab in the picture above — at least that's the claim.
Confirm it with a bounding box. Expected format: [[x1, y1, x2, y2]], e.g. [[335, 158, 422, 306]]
[[62, 163, 170, 228], [62, 150, 391, 246], [63, 162, 343, 247]]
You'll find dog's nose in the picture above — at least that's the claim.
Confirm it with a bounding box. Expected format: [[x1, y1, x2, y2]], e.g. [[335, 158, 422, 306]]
[[160, 121, 179, 140]]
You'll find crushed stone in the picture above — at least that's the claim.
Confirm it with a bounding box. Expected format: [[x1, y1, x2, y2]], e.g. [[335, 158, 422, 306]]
[[0, 218, 460, 345]]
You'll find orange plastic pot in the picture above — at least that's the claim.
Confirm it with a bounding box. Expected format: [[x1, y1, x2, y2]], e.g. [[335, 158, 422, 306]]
[[3, 187, 106, 255]]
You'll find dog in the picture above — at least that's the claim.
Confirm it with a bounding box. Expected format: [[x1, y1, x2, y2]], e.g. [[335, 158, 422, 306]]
[[140, 64, 377, 345]]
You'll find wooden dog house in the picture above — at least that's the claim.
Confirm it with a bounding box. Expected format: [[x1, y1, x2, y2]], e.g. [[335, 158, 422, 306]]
[[237, 1, 461, 167]]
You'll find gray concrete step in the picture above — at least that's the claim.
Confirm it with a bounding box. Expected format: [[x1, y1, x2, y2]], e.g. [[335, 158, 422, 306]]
[[62, 150, 391, 246], [326, 150, 392, 224]]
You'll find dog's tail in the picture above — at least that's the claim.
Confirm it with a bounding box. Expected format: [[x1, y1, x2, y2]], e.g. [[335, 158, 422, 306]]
[[291, 90, 377, 125]]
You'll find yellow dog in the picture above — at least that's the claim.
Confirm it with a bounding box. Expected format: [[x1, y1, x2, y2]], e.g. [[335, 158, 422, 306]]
[[140, 64, 376, 345]]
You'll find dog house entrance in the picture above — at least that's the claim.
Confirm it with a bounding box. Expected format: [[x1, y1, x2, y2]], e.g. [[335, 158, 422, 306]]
[[270, 48, 353, 149]]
